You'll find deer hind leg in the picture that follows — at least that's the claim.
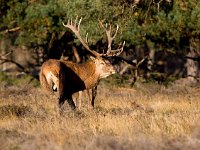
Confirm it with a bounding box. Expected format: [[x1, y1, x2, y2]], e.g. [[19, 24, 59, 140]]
[[58, 95, 65, 113], [66, 96, 76, 110], [58, 95, 76, 113]]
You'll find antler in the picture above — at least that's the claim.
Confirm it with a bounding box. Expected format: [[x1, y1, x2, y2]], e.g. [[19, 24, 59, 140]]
[[63, 17, 125, 57], [62, 16, 100, 57], [99, 21, 125, 57]]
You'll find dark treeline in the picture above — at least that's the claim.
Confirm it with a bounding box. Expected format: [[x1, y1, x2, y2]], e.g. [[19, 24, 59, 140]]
[[0, 0, 200, 84]]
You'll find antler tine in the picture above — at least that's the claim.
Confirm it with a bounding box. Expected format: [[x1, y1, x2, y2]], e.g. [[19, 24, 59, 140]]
[[113, 24, 119, 39], [106, 24, 119, 50], [78, 17, 82, 32], [85, 33, 89, 44], [75, 16, 78, 28], [67, 18, 70, 25], [70, 18, 73, 25]]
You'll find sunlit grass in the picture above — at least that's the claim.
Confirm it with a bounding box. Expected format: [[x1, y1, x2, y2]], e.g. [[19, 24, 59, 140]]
[[0, 82, 200, 149]]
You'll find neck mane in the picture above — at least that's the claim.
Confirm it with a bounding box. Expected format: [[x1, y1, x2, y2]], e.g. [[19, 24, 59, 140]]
[[63, 60, 100, 89]]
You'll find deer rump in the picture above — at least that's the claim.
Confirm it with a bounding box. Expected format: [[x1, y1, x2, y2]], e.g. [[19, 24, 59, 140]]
[[45, 60, 88, 96]]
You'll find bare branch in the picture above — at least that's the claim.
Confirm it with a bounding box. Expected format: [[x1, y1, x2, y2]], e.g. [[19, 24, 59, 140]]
[[0, 58, 27, 73], [0, 27, 21, 35], [0, 51, 13, 58]]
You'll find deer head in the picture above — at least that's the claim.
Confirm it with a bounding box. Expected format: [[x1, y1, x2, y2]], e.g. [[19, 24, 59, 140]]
[[89, 56, 115, 79], [62, 17, 125, 80]]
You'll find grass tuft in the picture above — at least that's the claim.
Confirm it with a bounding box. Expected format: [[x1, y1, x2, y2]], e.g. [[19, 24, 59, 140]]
[[0, 104, 32, 118], [0, 81, 200, 149]]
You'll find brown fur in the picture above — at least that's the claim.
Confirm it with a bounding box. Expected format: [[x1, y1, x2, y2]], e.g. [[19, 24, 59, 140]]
[[39, 58, 115, 111]]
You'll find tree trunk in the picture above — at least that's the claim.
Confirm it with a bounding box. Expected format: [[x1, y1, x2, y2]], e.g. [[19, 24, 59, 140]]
[[146, 40, 155, 77], [185, 38, 200, 83], [0, 38, 11, 71]]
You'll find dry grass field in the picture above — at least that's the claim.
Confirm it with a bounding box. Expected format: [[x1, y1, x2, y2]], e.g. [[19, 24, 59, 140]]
[[0, 79, 200, 150]]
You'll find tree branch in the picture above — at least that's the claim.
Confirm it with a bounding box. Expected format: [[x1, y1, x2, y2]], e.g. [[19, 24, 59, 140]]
[[0, 58, 28, 73], [0, 27, 21, 35]]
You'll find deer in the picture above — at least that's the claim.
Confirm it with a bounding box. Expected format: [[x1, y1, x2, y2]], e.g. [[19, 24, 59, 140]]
[[39, 17, 125, 111]]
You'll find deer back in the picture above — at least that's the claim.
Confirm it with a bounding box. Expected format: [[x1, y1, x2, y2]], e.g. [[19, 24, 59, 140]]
[[61, 59, 100, 89]]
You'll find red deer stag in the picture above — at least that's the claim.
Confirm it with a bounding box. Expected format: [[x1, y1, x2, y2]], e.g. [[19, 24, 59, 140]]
[[39, 17, 125, 111]]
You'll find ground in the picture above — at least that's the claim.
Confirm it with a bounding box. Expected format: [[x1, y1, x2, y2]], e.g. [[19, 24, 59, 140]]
[[0, 80, 200, 150]]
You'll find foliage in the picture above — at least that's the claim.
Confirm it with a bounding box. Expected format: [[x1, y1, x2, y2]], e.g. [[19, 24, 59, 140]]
[[0, 0, 199, 50], [0, 83, 200, 149], [0, 72, 12, 85], [0, 72, 39, 87], [1, 0, 200, 84]]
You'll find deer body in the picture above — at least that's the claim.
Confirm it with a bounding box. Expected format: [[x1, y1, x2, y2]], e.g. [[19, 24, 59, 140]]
[[40, 58, 115, 110], [40, 17, 125, 111]]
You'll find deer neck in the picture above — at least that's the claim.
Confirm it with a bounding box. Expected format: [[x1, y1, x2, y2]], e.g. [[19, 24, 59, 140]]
[[76, 61, 100, 89]]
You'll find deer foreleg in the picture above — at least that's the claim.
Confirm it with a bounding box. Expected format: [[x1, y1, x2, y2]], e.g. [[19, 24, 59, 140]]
[[91, 86, 98, 108], [78, 91, 83, 110], [86, 90, 92, 111]]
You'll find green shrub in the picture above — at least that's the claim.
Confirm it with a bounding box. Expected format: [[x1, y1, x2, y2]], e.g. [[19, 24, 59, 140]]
[[0, 72, 39, 87]]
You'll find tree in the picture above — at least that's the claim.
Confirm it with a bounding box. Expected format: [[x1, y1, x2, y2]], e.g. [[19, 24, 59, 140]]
[[1, 0, 200, 83]]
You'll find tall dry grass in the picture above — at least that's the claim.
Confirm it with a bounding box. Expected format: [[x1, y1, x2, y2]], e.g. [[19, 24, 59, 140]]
[[0, 81, 200, 150]]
